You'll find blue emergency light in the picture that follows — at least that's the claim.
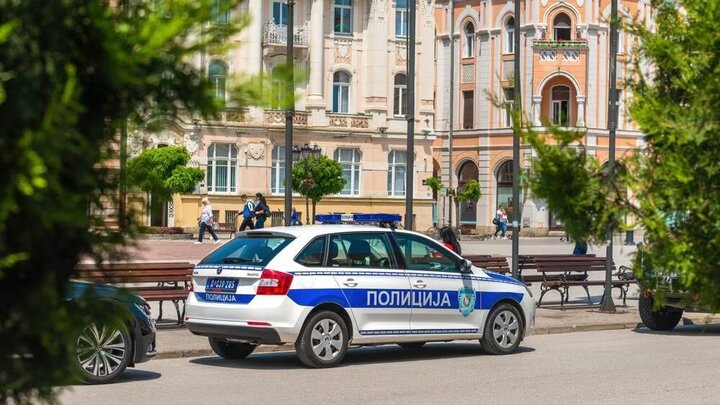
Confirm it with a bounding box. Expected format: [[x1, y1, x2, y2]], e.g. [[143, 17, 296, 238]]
[[315, 213, 402, 228]]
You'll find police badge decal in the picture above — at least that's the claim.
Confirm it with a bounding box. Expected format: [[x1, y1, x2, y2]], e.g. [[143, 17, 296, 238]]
[[457, 287, 476, 317]]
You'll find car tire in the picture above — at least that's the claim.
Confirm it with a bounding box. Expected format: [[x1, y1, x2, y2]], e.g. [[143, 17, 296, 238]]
[[480, 303, 523, 355], [295, 311, 349, 368], [397, 342, 426, 349], [639, 294, 683, 331], [74, 322, 133, 384], [208, 338, 256, 360]]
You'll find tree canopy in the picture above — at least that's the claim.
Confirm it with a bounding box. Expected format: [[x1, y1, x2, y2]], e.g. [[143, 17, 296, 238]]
[[292, 155, 346, 222], [127, 146, 204, 203], [0, 0, 248, 401], [521, 0, 720, 311]]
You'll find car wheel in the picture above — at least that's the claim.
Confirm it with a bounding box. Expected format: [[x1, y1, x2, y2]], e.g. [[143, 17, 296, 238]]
[[639, 293, 683, 331], [75, 323, 133, 384], [208, 338, 256, 360], [397, 342, 426, 349], [480, 303, 523, 355], [295, 311, 349, 368]]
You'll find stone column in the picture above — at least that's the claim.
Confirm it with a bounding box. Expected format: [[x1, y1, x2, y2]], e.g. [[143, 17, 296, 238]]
[[247, 0, 264, 75], [307, 0, 325, 105], [576, 95, 586, 127], [532, 95, 542, 126]]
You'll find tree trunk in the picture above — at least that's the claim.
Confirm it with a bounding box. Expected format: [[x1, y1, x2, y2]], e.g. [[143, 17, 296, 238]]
[[312, 201, 317, 224]]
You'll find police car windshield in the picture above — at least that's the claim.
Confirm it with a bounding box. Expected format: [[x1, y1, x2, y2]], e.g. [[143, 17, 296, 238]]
[[200, 235, 294, 267]]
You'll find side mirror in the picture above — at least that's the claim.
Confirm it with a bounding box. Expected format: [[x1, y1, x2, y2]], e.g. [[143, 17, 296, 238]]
[[458, 259, 473, 273]]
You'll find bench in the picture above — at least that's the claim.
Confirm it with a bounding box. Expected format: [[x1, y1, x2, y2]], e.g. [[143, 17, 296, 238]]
[[518, 254, 596, 285], [74, 262, 195, 324], [464, 255, 510, 274], [533, 256, 635, 309]]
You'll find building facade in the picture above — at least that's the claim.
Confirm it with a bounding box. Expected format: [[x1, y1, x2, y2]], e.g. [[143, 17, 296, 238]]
[[130, 0, 439, 231], [433, 0, 650, 234]]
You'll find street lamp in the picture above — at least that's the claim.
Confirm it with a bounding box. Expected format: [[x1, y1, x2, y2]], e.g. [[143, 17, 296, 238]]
[[292, 143, 322, 224]]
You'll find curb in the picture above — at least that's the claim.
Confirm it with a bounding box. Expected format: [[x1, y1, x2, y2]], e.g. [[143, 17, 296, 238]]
[[154, 322, 644, 360]]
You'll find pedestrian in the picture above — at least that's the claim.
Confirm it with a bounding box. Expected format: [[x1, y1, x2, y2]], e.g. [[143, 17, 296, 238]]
[[440, 226, 462, 255], [493, 206, 508, 239], [291, 207, 302, 226], [492, 207, 502, 239], [239, 194, 255, 231], [196, 197, 220, 244], [254, 192, 270, 229], [573, 239, 588, 255], [499, 207, 508, 240]]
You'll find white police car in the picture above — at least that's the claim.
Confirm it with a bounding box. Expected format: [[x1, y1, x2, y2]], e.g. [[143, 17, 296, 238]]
[[185, 214, 535, 368]]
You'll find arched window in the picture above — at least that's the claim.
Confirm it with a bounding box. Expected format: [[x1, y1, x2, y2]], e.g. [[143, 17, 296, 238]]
[[211, 0, 229, 24], [207, 143, 238, 193], [271, 145, 285, 195], [457, 161, 479, 224], [387, 150, 407, 197], [553, 13, 572, 41], [209, 61, 228, 101], [551, 85, 571, 126], [332, 71, 351, 113], [334, 148, 361, 196], [393, 73, 407, 116], [505, 17, 515, 54], [496, 160, 513, 210], [463, 22, 475, 58]]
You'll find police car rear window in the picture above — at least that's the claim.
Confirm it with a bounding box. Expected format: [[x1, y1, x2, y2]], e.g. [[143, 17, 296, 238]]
[[199, 235, 294, 266]]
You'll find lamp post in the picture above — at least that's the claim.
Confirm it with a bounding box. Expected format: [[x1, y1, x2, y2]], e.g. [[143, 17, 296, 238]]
[[292, 143, 322, 225], [511, 0, 522, 280], [405, 0, 416, 231], [448, 0, 455, 228], [283, 0, 296, 226]]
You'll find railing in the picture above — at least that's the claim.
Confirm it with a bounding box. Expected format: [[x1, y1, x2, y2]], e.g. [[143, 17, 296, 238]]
[[327, 113, 370, 129], [532, 39, 588, 49], [263, 22, 309, 46], [264, 110, 309, 126]]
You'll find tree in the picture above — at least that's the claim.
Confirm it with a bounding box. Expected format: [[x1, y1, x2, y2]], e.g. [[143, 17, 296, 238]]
[[127, 146, 204, 212], [0, 1, 250, 402], [518, 0, 720, 311], [292, 155, 346, 223]]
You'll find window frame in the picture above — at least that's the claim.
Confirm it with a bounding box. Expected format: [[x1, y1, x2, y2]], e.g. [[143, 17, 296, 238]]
[[387, 150, 407, 197], [395, 0, 408, 38], [393, 73, 408, 116], [333, 148, 362, 196], [206, 143, 238, 194], [462, 90, 474, 129], [553, 13, 572, 41], [329, 232, 398, 269], [272, 0, 288, 26], [332, 71, 351, 113], [270, 145, 285, 195], [551, 85, 571, 126], [463, 22, 475, 58], [333, 0, 353, 35], [505, 16, 515, 54], [391, 232, 462, 273], [294, 236, 328, 268], [503, 87, 514, 127], [210, 0, 229, 25], [208, 61, 228, 101]]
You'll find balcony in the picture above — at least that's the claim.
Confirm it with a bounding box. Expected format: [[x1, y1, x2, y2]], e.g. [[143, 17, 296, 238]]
[[263, 22, 309, 47], [532, 39, 588, 49]]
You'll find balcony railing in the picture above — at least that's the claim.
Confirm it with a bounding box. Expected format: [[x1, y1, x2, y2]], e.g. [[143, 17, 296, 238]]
[[263, 22, 309, 46], [532, 39, 588, 49]]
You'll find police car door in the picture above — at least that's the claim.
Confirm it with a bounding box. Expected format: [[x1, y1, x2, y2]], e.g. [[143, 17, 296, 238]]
[[328, 232, 412, 335], [392, 233, 483, 336]]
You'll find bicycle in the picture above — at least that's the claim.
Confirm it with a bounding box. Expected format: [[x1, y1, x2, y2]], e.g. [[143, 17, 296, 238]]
[[425, 223, 461, 241]]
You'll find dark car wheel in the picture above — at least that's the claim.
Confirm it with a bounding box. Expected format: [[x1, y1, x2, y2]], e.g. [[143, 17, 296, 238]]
[[75, 323, 133, 384], [295, 311, 349, 368], [480, 303, 523, 355], [639, 293, 683, 331], [397, 342, 426, 349], [208, 338, 256, 359]]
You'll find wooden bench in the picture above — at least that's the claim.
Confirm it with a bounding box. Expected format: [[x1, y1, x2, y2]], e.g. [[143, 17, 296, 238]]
[[533, 256, 635, 309], [74, 262, 195, 324], [464, 255, 510, 274], [518, 254, 596, 285]]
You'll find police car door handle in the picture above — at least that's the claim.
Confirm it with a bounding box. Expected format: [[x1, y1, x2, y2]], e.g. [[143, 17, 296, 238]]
[[343, 278, 358, 287], [413, 280, 427, 288]]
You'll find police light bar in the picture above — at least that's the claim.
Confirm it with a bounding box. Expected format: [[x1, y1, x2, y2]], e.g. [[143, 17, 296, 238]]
[[315, 213, 402, 225]]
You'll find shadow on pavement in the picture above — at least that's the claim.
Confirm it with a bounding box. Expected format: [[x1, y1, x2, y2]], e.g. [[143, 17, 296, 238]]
[[632, 323, 720, 336], [66, 369, 162, 387], [189, 343, 535, 370]]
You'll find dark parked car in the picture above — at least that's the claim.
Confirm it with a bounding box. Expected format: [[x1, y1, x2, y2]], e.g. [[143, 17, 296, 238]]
[[68, 281, 157, 383]]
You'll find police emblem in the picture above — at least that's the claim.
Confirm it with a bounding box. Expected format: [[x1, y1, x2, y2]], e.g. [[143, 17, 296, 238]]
[[457, 287, 476, 317]]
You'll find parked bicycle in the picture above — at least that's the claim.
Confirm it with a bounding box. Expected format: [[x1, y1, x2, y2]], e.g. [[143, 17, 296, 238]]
[[426, 223, 461, 241]]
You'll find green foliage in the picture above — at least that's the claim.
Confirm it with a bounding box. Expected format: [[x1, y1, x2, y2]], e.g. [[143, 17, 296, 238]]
[[0, 0, 249, 401], [425, 176, 444, 192], [292, 156, 346, 221], [515, 0, 720, 310], [127, 146, 204, 203], [456, 180, 482, 203]]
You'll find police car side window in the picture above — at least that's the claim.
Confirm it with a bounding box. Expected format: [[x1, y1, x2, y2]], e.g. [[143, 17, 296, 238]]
[[295, 237, 326, 267], [393, 234, 459, 273], [331, 233, 395, 268]]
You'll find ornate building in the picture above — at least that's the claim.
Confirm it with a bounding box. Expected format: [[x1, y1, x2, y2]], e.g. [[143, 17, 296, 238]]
[[131, 0, 438, 230], [433, 0, 650, 234]]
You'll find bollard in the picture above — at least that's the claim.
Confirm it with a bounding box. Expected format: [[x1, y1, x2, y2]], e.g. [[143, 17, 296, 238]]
[[624, 230, 634, 245]]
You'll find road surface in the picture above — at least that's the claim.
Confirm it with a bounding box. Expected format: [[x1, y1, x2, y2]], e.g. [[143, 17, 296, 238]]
[[60, 325, 720, 404]]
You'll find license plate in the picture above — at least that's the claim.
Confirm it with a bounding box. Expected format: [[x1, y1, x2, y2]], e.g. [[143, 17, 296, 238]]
[[205, 278, 238, 293]]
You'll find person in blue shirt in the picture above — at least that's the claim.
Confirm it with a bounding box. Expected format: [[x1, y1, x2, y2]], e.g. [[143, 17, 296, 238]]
[[239, 194, 255, 231], [291, 207, 301, 226]]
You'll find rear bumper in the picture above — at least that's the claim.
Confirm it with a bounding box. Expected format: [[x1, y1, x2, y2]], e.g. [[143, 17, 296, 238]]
[[186, 321, 282, 344]]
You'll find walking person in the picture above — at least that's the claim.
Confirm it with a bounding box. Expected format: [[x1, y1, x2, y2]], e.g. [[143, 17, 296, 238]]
[[492, 206, 503, 239], [493, 206, 508, 240], [196, 197, 220, 244], [291, 207, 302, 226], [239, 194, 255, 231], [254, 193, 270, 229], [499, 207, 508, 240]]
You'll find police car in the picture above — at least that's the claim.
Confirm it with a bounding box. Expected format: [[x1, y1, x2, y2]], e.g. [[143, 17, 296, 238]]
[[185, 214, 535, 368]]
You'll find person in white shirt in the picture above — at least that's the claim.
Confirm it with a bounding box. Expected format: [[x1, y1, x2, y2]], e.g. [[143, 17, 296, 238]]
[[196, 197, 220, 244]]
